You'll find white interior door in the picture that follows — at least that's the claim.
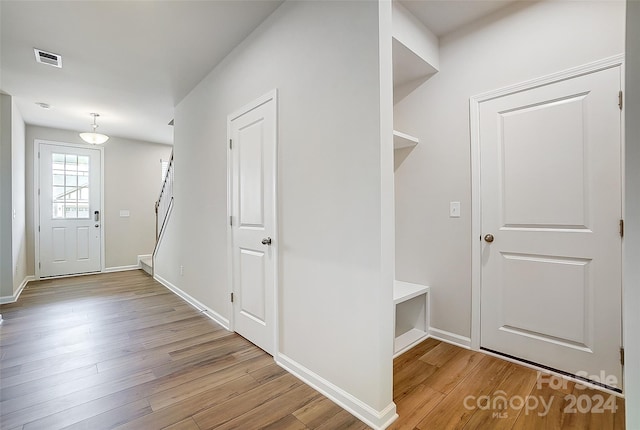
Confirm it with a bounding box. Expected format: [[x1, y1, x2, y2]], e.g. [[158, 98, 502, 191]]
[[39, 143, 102, 277], [479, 66, 623, 388], [229, 92, 277, 355]]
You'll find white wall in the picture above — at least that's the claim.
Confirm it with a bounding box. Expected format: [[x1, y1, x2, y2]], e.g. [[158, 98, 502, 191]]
[[0, 94, 14, 297], [0, 93, 27, 300], [155, 1, 395, 426], [11, 98, 26, 291], [25, 125, 172, 272], [624, 0, 640, 425], [394, 1, 625, 339]]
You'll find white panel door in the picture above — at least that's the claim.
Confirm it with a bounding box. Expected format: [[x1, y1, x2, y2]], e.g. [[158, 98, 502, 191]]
[[480, 66, 622, 387], [230, 93, 277, 355], [39, 143, 102, 277]]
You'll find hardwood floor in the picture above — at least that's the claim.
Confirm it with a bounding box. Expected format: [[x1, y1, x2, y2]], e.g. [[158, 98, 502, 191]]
[[0, 271, 367, 430], [0, 271, 626, 429], [389, 338, 626, 430]]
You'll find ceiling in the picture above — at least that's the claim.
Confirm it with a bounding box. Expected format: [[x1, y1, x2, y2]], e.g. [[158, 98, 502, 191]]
[[0, 1, 513, 146], [399, 0, 516, 37], [0, 0, 284, 145]]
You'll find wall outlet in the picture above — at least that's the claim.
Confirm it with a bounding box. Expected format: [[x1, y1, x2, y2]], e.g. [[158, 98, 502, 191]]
[[180, 265, 184, 276], [119, 210, 130, 217], [450, 201, 461, 218]]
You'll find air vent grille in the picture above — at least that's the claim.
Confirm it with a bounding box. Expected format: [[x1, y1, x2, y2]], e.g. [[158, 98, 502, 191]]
[[34, 48, 62, 68]]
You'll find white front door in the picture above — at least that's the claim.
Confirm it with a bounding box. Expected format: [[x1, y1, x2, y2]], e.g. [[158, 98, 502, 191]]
[[38, 143, 102, 277], [479, 66, 623, 387], [229, 92, 277, 355]]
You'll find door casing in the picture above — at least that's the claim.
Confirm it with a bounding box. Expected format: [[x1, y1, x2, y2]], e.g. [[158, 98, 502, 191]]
[[226, 89, 279, 357], [33, 139, 105, 279], [469, 54, 625, 371]]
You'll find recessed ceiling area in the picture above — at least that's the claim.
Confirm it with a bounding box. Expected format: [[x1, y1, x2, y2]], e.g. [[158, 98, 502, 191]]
[[1, 1, 516, 146]]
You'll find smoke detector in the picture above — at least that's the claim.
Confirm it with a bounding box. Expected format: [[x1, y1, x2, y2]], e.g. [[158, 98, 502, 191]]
[[34, 48, 62, 68]]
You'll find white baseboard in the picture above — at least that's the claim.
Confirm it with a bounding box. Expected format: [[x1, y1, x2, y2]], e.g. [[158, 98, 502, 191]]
[[104, 265, 140, 273], [276, 354, 398, 429], [152, 272, 398, 428], [154, 273, 230, 330], [0, 276, 35, 304], [428, 327, 472, 349]]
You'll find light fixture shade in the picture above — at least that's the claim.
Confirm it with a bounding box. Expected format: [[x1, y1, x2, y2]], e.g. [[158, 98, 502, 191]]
[[80, 112, 109, 144], [79, 132, 109, 144]]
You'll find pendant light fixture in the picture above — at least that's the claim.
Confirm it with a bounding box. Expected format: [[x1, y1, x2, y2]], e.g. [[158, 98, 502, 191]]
[[79, 113, 109, 144]]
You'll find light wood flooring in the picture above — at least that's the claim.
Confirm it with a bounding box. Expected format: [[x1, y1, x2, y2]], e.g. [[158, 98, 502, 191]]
[[0, 271, 626, 429], [390, 337, 626, 430], [0, 271, 367, 430]]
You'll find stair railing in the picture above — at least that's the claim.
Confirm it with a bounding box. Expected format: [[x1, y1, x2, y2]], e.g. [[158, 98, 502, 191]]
[[152, 151, 174, 275]]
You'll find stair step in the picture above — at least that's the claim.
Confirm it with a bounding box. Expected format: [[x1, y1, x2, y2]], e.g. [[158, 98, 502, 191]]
[[140, 257, 153, 276]]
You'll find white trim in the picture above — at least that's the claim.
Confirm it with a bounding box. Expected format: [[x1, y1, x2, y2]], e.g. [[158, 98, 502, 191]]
[[0, 276, 35, 304], [276, 354, 398, 430], [104, 265, 139, 273], [394, 330, 429, 358], [428, 327, 472, 349], [33, 139, 106, 279], [226, 89, 279, 357], [154, 273, 230, 330], [31, 272, 99, 281], [226, 108, 233, 330], [137, 254, 152, 267], [469, 54, 625, 351], [471, 54, 625, 103]]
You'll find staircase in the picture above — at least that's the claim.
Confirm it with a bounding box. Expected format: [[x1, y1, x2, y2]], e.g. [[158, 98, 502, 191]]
[[140, 256, 153, 276], [144, 151, 174, 276]]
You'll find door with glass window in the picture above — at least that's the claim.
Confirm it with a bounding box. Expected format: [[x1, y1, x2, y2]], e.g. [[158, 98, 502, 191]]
[[38, 143, 102, 277]]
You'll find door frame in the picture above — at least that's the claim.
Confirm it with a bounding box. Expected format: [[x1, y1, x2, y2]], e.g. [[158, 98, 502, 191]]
[[33, 139, 105, 279], [226, 89, 279, 355], [469, 54, 625, 352]]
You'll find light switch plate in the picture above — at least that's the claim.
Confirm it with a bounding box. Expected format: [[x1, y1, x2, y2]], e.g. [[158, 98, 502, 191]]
[[450, 202, 460, 218], [119, 210, 130, 217]]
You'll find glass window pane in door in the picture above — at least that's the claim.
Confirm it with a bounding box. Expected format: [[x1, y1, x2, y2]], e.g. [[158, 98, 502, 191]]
[[78, 156, 89, 171], [78, 204, 89, 219], [53, 203, 64, 219], [65, 203, 78, 218], [52, 152, 91, 219]]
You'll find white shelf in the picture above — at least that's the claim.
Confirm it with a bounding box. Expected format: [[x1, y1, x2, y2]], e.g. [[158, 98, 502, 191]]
[[394, 328, 429, 357], [394, 280, 430, 357], [393, 130, 419, 149], [394, 280, 429, 305]]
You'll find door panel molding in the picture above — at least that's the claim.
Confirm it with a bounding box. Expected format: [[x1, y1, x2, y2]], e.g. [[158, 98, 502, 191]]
[[33, 139, 105, 278]]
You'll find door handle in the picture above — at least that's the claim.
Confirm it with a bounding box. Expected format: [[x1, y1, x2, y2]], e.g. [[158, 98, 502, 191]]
[[94, 210, 100, 222], [484, 234, 494, 243], [261, 237, 272, 245]]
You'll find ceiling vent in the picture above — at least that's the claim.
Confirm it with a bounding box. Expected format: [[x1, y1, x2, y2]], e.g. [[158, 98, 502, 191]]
[[34, 48, 62, 68]]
